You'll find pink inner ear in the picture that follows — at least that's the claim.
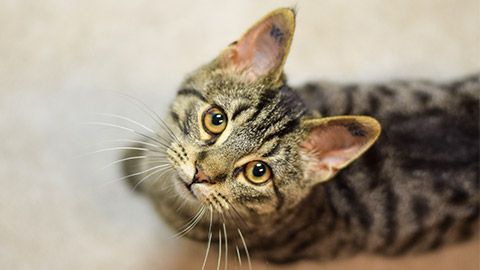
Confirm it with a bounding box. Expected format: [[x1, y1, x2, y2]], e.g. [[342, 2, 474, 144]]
[[301, 125, 369, 170], [227, 16, 289, 80]]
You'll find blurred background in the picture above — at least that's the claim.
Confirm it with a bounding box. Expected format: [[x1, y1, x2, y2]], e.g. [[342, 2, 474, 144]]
[[0, 0, 478, 269]]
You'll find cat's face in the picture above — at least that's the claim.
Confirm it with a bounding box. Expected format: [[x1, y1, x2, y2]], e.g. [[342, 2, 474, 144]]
[[151, 8, 381, 217], [165, 69, 309, 215]]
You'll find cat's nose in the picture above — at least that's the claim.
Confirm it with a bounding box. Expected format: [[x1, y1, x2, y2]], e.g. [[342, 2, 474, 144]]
[[193, 164, 215, 184]]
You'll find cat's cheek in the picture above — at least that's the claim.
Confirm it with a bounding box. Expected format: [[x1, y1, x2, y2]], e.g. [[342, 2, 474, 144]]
[[190, 184, 209, 200], [171, 178, 197, 202]]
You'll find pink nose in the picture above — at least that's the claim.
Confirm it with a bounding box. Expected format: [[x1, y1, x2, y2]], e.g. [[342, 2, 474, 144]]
[[194, 164, 214, 184]]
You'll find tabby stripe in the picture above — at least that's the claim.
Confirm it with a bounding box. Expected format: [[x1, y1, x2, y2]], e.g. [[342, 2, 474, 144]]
[[290, 230, 322, 259], [457, 205, 479, 241], [272, 189, 327, 255], [182, 121, 189, 135], [334, 175, 373, 230], [170, 111, 184, 131], [177, 89, 207, 103], [412, 196, 430, 226], [196, 150, 207, 161], [428, 215, 454, 250], [232, 167, 241, 179], [182, 109, 196, 135], [214, 173, 227, 183], [182, 114, 193, 135], [380, 185, 398, 251], [342, 85, 357, 115], [361, 146, 383, 191], [231, 103, 250, 121], [448, 188, 469, 205], [263, 118, 300, 143], [308, 84, 330, 116], [394, 196, 430, 254], [394, 228, 425, 255], [253, 105, 285, 133], [413, 90, 431, 105], [402, 157, 474, 173], [170, 111, 180, 123], [253, 91, 293, 133], [276, 211, 323, 248], [377, 85, 396, 97], [367, 92, 379, 115], [273, 184, 284, 210], [239, 194, 270, 203], [262, 143, 280, 158], [324, 184, 340, 235], [246, 89, 278, 123]]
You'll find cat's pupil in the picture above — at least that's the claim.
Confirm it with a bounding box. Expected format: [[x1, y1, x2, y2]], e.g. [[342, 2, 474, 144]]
[[211, 113, 224, 126], [252, 163, 266, 177]]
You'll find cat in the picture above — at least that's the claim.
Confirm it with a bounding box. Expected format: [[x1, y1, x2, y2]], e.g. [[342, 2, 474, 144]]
[[122, 8, 479, 265]]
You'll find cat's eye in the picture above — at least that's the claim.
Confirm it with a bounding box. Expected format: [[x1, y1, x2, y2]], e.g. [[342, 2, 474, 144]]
[[202, 107, 227, 135], [244, 161, 272, 185]]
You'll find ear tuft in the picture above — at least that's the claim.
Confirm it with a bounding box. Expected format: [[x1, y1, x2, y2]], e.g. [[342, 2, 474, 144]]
[[217, 8, 296, 83], [300, 116, 381, 183]]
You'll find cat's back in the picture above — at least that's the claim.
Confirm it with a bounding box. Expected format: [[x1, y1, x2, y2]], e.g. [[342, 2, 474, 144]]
[[295, 74, 479, 255]]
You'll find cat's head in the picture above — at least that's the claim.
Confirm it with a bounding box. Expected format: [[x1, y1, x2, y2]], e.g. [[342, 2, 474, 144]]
[[164, 8, 381, 216]]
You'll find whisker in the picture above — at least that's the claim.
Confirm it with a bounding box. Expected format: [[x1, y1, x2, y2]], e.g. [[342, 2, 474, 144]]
[[113, 91, 181, 144], [217, 229, 222, 270], [95, 112, 173, 146], [229, 204, 272, 267], [85, 122, 171, 150], [225, 208, 243, 268], [98, 163, 170, 187], [130, 165, 171, 193], [79, 146, 150, 157], [219, 212, 228, 270], [97, 138, 162, 149], [97, 155, 148, 172], [172, 205, 205, 235], [126, 158, 170, 172], [238, 229, 252, 270], [236, 246, 242, 267], [229, 204, 253, 234], [145, 167, 174, 190], [172, 206, 206, 239], [201, 205, 214, 270], [155, 170, 177, 191], [137, 157, 170, 164], [95, 112, 157, 134], [175, 197, 189, 213]]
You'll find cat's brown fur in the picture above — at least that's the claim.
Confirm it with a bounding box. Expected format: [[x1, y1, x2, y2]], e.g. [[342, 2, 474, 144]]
[[123, 8, 479, 264]]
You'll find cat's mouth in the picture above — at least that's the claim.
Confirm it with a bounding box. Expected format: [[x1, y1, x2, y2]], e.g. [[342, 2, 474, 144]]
[[174, 175, 198, 200], [177, 174, 215, 204], [184, 178, 198, 199], [176, 175, 207, 201]]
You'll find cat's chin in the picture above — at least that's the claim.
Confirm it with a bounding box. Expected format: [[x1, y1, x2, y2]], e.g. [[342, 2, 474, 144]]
[[189, 184, 211, 201]]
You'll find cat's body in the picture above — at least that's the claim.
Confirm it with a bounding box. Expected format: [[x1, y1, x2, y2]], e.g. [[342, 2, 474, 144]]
[[123, 9, 479, 265], [289, 75, 479, 261]]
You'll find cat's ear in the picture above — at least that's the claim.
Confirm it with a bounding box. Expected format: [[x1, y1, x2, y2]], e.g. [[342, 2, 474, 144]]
[[216, 8, 295, 83], [299, 116, 381, 183]]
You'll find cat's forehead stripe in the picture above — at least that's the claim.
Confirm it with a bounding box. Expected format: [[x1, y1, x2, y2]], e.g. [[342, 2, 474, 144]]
[[231, 103, 251, 121], [177, 88, 207, 103], [262, 143, 280, 158]]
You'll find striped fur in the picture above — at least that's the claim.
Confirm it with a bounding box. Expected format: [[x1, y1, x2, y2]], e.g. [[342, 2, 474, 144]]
[[122, 8, 479, 264]]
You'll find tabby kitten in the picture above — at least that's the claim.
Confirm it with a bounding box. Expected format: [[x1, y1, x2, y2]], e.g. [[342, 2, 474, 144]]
[[123, 8, 479, 264]]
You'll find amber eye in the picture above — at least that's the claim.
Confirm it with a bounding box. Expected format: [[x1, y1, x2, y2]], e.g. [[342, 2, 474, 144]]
[[202, 107, 227, 135], [244, 161, 272, 185]]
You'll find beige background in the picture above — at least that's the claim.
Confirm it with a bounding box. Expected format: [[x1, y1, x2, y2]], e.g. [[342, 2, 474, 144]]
[[0, 0, 479, 269]]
